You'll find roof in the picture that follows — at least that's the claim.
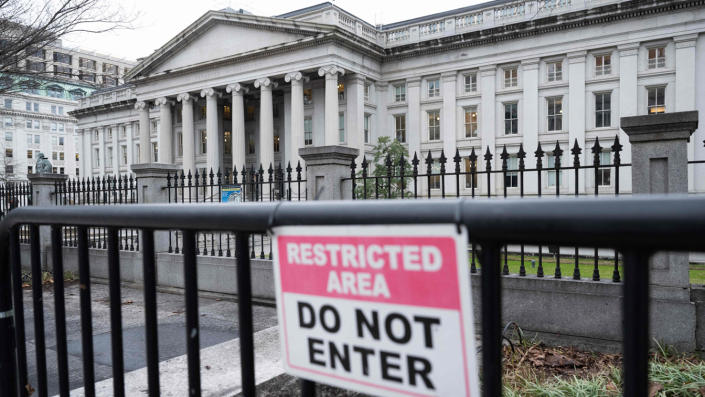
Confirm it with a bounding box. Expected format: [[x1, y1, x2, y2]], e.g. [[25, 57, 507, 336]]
[[276, 2, 332, 18], [381, 0, 515, 30]]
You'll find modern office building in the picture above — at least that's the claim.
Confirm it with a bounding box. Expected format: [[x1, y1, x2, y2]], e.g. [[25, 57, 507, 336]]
[[0, 40, 134, 181], [72, 0, 705, 194]]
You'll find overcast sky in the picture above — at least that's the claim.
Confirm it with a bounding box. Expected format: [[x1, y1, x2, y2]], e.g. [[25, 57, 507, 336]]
[[62, 0, 486, 61]]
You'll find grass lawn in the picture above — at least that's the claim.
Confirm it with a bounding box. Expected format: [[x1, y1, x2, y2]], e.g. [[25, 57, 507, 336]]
[[472, 254, 705, 284]]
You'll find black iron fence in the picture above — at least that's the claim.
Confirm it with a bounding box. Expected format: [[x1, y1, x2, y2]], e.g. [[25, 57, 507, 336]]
[[165, 163, 306, 259], [0, 181, 32, 244], [1, 198, 704, 397], [348, 137, 634, 282], [54, 176, 138, 251]]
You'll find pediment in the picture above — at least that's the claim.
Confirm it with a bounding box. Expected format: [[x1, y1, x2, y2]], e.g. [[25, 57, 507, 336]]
[[131, 12, 331, 78]]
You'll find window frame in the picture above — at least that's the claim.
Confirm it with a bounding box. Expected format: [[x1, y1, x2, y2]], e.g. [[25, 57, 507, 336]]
[[647, 86, 666, 114], [648, 46, 666, 69], [547, 61, 563, 82], [504, 67, 518, 88], [394, 114, 406, 143], [595, 92, 611, 128], [546, 97, 563, 132], [427, 78, 441, 98], [394, 84, 406, 102], [464, 107, 478, 138], [463, 73, 477, 93], [595, 54, 612, 76], [427, 110, 441, 141], [504, 102, 518, 135]]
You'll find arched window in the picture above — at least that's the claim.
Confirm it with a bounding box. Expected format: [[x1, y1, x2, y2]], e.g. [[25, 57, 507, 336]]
[[69, 89, 86, 100], [47, 85, 64, 98], [20, 80, 40, 95]]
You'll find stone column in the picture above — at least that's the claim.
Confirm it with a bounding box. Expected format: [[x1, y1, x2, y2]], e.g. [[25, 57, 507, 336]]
[[568, 51, 587, 194], [28, 173, 68, 268], [374, 81, 388, 146], [318, 65, 345, 145], [674, 34, 698, 191], [407, 77, 421, 158], [618, 42, 639, 192], [98, 126, 106, 176], [81, 129, 91, 177], [136, 100, 151, 164], [346, 73, 365, 159], [441, 72, 457, 195], [177, 94, 195, 174], [299, 146, 359, 200], [479, 65, 497, 196], [131, 163, 181, 252], [285, 72, 305, 167], [254, 78, 276, 170], [521, 58, 540, 194], [226, 83, 248, 170], [621, 110, 699, 351], [200, 88, 221, 173], [111, 124, 120, 173], [155, 97, 174, 164]]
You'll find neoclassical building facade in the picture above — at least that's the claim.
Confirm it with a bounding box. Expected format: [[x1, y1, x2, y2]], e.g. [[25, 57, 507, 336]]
[[72, 0, 705, 194]]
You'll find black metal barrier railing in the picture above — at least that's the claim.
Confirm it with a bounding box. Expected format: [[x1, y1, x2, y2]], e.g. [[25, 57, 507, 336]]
[[1, 197, 704, 397]]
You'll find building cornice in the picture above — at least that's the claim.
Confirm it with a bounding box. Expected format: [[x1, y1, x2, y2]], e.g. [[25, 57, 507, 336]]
[[68, 98, 136, 118], [382, 0, 705, 61], [0, 109, 76, 123]]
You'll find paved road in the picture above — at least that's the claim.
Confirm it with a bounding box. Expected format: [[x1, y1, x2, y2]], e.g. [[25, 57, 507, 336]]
[[19, 280, 278, 396]]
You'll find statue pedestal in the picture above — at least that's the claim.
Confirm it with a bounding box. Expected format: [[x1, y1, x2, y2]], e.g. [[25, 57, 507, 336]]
[[27, 173, 69, 270]]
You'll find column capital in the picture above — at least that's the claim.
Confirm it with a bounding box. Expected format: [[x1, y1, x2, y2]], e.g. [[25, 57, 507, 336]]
[[406, 76, 421, 87], [200, 88, 222, 98], [154, 97, 175, 106], [674, 34, 698, 49], [285, 72, 309, 83], [441, 71, 456, 82], [254, 77, 278, 89], [176, 93, 194, 103], [567, 50, 587, 63], [479, 65, 497, 77], [135, 100, 149, 111], [226, 83, 249, 94], [318, 65, 345, 78], [618, 42, 640, 56]]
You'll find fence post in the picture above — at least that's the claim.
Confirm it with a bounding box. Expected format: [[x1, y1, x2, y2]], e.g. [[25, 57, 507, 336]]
[[299, 146, 359, 200], [27, 173, 68, 269], [621, 110, 699, 351], [131, 163, 180, 252]]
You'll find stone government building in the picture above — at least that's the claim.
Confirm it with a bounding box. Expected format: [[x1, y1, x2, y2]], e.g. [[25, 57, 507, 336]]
[[72, 0, 705, 195]]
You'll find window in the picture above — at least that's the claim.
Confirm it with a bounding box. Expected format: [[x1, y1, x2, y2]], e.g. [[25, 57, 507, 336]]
[[595, 92, 611, 128], [5, 149, 12, 158], [121, 145, 128, 165], [80, 72, 96, 83], [51, 122, 57, 132], [595, 54, 611, 76], [26, 61, 45, 73], [103, 76, 118, 87], [547, 97, 563, 131], [464, 158, 477, 188], [3, 99, 11, 109], [34, 135, 40, 144], [33, 103, 38, 112], [69, 89, 85, 100], [27, 150, 33, 159], [33, 120, 39, 129], [547, 154, 563, 187], [177, 133, 183, 156], [464, 107, 478, 138], [28, 166, 33, 174], [59, 137, 64, 146], [5, 132, 11, 141], [547, 62, 562, 82], [59, 167, 64, 174], [364, 114, 371, 144], [464, 74, 477, 93], [427, 79, 440, 98], [200, 130, 207, 153], [395, 114, 406, 143], [505, 156, 518, 188], [338, 83, 345, 101], [5, 165, 13, 174], [428, 110, 441, 141], [151, 119, 159, 135], [304, 117, 313, 146], [430, 160, 441, 189], [394, 84, 406, 102], [59, 152, 64, 161], [52, 167, 57, 174], [107, 128, 113, 141], [47, 85, 63, 98], [53, 65, 72, 77], [135, 144, 140, 161], [26, 120, 32, 128], [103, 63, 118, 75], [597, 151, 611, 187], [248, 133, 255, 154], [152, 142, 158, 162], [4, 117, 12, 127], [338, 112, 345, 143], [648, 47, 666, 69], [53, 52, 72, 64], [52, 136, 58, 146], [79, 58, 96, 70], [648, 86, 666, 114], [26, 101, 31, 111], [51, 105, 56, 114], [303, 89, 313, 105], [93, 148, 100, 168], [52, 152, 58, 161], [224, 131, 232, 155], [364, 83, 371, 102], [504, 103, 518, 135], [75, 168, 79, 176], [58, 106, 63, 115], [93, 130, 99, 141], [28, 47, 45, 59], [504, 67, 518, 88], [274, 135, 280, 153]]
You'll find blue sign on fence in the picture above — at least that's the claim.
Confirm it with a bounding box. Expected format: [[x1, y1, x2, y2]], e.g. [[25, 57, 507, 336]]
[[221, 185, 242, 203]]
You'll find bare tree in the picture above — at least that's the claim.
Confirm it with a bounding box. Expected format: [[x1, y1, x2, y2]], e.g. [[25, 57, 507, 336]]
[[0, 0, 133, 93]]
